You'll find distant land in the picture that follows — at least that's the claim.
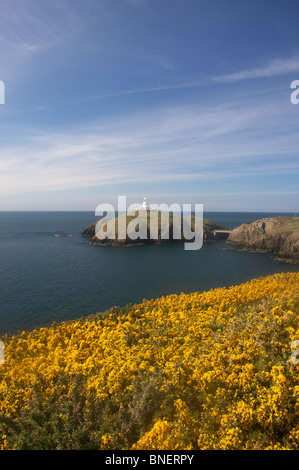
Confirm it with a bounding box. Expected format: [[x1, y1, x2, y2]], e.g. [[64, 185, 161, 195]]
[[81, 213, 299, 263], [81, 210, 230, 246], [227, 216, 299, 264]]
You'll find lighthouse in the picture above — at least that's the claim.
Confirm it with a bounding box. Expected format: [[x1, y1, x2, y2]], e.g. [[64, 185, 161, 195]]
[[141, 197, 149, 210]]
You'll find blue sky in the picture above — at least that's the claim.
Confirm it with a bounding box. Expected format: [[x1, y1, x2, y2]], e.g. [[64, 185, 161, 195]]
[[0, 0, 299, 211]]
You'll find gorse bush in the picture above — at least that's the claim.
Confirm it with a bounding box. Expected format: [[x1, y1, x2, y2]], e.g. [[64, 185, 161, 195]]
[[0, 272, 298, 450], [0, 374, 105, 450]]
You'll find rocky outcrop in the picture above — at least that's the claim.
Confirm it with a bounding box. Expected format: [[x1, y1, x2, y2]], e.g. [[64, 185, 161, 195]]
[[82, 211, 230, 247], [227, 216, 299, 263]]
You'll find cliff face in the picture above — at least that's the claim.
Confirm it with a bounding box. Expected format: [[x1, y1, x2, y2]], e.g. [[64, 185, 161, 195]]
[[227, 216, 299, 263], [82, 211, 230, 246]]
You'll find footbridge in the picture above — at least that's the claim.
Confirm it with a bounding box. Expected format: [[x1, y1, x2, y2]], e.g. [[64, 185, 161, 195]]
[[213, 229, 232, 239]]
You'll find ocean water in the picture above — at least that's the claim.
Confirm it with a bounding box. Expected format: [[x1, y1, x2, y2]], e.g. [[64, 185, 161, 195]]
[[0, 211, 298, 335]]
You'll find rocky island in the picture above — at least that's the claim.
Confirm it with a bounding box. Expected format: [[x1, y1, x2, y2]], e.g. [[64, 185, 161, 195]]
[[82, 210, 230, 247], [81, 212, 299, 262], [227, 216, 299, 263]]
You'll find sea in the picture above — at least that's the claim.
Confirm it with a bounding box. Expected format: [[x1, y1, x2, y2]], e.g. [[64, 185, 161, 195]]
[[0, 211, 298, 336]]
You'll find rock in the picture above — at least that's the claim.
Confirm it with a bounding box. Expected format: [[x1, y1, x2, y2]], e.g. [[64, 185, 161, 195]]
[[227, 216, 299, 263], [81, 210, 230, 247]]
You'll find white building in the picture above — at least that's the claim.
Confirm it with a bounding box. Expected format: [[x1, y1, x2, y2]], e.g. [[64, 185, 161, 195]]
[[141, 197, 149, 210], [134, 197, 150, 211]]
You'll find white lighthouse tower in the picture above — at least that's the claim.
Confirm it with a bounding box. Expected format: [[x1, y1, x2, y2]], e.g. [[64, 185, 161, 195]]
[[141, 197, 149, 210]]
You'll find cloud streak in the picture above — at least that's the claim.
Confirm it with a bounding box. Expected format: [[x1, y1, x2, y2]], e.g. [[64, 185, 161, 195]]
[[214, 56, 299, 83], [1, 96, 298, 197]]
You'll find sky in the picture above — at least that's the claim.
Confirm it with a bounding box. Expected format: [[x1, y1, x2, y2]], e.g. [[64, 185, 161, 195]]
[[0, 0, 299, 212]]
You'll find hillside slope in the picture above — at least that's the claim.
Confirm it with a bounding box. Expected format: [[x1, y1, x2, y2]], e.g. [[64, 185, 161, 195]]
[[0, 272, 299, 450]]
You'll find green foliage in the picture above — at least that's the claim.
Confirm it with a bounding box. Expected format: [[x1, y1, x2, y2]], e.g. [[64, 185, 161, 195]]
[[0, 374, 105, 450], [0, 367, 175, 450]]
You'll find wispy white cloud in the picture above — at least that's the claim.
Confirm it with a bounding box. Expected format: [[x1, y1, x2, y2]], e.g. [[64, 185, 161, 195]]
[[126, 51, 177, 70], [0, 0, 82, 82], [213, 56, 299, 83], [73, 80, 205, 103], [1, 96, 298, 196]]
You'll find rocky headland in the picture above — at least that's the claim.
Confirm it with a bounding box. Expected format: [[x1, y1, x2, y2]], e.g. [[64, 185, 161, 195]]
[[227, 216, 299, 263]]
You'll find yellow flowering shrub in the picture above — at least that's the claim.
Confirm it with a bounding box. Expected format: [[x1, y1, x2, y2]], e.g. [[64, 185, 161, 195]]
[[0, 272, 298, 449]]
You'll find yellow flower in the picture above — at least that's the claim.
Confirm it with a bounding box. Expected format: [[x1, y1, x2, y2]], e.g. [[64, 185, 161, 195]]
[[0, 272, 298, 450]]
